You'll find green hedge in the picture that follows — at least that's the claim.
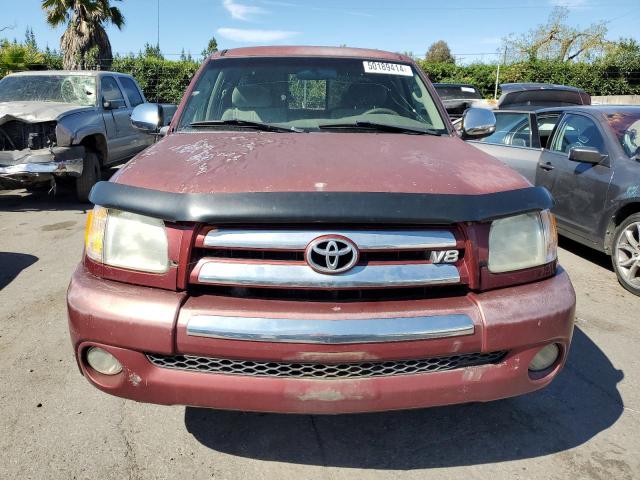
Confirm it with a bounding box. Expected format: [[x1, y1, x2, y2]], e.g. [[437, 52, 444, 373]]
[[115, 57, 639, 104], [4, 53, 639, 103], [110, 57, 200, 104], [416, 58, 640, 97]]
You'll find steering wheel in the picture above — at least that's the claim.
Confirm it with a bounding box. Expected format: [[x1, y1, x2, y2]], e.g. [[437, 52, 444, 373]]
[[363, 107, 399, 116], [61, 78, 78, 103]]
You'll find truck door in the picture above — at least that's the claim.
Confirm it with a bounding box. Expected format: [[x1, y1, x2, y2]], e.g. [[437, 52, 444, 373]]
[[100, 75, 131, 163], [536, 112, 614, 244], [116, 76, 154, 156]]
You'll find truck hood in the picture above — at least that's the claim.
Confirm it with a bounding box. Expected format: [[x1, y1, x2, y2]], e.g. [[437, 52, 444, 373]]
[[113, 131, 530, 195], [0, 101, 93, 124]]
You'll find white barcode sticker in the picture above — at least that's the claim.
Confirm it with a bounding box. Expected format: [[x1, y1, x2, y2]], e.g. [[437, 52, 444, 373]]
[[363, 61, 413, 76]]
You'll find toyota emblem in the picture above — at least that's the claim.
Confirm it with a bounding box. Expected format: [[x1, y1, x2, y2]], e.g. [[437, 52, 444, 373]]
[[305, 236, 359, 274]]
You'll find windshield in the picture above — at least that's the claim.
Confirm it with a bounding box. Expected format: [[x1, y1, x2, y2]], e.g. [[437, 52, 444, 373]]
[[177, 57, 447, 133], [607, 112, 640, 157], [0, 75, 96, 106], [435, 85, 482, 100]]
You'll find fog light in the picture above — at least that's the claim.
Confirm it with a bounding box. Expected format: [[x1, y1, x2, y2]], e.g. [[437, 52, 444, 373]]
[[86, 347, 122, 375], [528, 344, 560, 372]]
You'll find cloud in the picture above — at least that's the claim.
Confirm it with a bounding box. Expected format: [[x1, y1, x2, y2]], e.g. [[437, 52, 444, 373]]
[[223, 0, 267, 21], [217, 27, 300, 43]]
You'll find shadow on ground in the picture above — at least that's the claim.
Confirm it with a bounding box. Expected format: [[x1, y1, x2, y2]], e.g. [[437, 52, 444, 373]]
[[185, 327, 623, 469], [0, 167, 118, 213], [0, 252, 38, 290], [559, 236, 613, 271]]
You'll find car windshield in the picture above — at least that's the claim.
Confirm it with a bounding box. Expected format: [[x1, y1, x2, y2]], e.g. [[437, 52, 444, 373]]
[[606, 112, 640, 157], [435, 85, 482, 100], [0, 75, 96, 107], [177, 57, 447, 133]]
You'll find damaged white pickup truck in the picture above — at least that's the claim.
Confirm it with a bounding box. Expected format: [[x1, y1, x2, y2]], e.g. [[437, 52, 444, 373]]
[[0, 70, 158, 201]]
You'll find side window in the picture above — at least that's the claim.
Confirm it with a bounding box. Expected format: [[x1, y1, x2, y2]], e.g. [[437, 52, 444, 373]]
[[551, 114, 605, 154], [101, 76, 126, 109], [536, 114, 560, 149], [118, 77, 144, 107], [479, 112, 532, 147]]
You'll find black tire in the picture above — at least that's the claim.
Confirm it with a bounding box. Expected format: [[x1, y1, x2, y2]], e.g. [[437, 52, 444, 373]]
[[611, 212, 640, 296], [75, 151, 100, 203]]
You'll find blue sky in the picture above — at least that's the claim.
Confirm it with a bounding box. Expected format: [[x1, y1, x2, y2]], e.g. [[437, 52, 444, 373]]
[[1, 0, 639, 62]]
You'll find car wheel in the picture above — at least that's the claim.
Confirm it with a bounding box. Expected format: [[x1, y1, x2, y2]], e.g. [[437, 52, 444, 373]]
[[611, 213, 640, 296], [75, 151, 100, 203]]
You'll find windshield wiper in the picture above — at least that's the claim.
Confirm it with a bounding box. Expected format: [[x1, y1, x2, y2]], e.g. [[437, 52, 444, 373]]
[[318, 121, 443, 136], [189, 119, 302, 133]]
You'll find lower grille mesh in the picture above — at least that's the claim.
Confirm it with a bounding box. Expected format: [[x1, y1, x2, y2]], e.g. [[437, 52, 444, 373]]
[[146, 351, 507, 379]]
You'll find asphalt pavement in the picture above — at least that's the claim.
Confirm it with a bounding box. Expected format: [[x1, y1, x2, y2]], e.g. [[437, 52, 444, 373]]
[[1, 185, 639, 480]]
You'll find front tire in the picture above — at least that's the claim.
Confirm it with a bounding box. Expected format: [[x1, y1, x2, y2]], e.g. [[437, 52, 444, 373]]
[[75, 151, 100, 203], [611, 213, 640, 296]]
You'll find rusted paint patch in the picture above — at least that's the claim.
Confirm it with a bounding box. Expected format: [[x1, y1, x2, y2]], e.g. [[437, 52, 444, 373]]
[[288, 380, 376, 402], [128, 372, 142, 387], [462, 365, 491, 382], [287, 351, 379, 362], [298, 389, 348, 402]]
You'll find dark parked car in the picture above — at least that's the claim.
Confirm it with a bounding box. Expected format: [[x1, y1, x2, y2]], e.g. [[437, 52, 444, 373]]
[[469, 84, 592, 182], [67, 46, 575, 414], [497, 83, 591, 111], [473, 105, 640, 295], [433, 83, 483, 120]]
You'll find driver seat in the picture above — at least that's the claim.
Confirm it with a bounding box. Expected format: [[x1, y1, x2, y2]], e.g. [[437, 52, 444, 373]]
[[331, 83, 388, 119]]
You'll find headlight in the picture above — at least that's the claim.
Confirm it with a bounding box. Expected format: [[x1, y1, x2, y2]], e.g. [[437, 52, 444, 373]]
[[488, 210, 557, 273], [85, 206, 169, 273]]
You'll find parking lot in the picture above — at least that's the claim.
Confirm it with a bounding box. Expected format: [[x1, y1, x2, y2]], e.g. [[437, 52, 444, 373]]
[[1, 185, 639, 480]]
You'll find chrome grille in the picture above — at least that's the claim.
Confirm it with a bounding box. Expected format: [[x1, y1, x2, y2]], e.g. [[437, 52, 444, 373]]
[[146, 351, 507, 379], [190, 227, 464, 291]]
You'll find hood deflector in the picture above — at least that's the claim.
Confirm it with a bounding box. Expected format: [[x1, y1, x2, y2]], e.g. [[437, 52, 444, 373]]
[[89, 181, 553, 225]]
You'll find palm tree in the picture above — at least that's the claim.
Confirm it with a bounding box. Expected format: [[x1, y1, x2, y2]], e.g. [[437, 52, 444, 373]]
[[42, 0, 125, 70]]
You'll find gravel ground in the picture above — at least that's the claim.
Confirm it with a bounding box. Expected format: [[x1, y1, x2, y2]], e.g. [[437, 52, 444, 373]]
[[1, 186, 639, 480]]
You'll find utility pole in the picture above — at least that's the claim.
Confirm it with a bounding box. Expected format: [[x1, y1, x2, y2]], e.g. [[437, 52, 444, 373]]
[[156, 0, 160, 105], [494, 46, 507, 100], [157, 0, 160, 53]]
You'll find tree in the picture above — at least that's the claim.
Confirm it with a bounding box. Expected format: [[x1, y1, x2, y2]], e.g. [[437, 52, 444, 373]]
[[501, 7, 608, 63], [201, 36, 218, 58], [41, 0, 125, 70], [142, 42, 163, 59], [425, 40, 455, 64], [0, 40, 45, 76], [24, 27, 37, 50], [180, 48, 193, 62]]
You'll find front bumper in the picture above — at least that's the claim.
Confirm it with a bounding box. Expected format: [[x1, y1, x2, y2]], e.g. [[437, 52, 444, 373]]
[[0, 146, 84, 185], [67, 266, 576, 414]]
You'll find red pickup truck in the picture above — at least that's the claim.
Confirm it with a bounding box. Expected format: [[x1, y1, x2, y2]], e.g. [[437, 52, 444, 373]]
[[67, 46, 575, 414]]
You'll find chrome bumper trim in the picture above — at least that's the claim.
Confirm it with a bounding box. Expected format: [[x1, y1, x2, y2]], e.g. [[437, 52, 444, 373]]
[[186, 314, 475, 344], [197, 261, 460, 288], [203, 229, 457, 250], [0, 159, 83, 176]]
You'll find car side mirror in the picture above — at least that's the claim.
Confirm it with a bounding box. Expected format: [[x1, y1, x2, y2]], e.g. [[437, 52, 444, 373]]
[[568, 146, 605, 164], [460, 108, 496, 140], [131, 103, 163, 134], [102, 99, 112, 110]]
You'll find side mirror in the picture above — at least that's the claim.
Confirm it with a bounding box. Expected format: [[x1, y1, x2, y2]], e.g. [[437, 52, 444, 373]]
[[131, 103, 163, 134], [461, 108, 496, 139], [568, 146, 605, 164], [102, 99, 112, 110]]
